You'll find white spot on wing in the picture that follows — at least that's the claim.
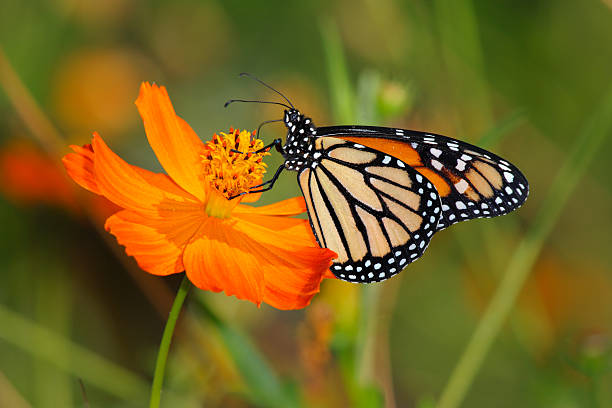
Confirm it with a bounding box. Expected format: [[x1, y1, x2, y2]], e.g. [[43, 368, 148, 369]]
[[454, 179, 469, 193]]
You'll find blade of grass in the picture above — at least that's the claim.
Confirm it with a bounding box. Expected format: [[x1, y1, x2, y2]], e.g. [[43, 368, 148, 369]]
[[433, 0, 493, 135], [0, 47, 64, 156], [476, 109, 525, 149], [0, 303, 148, 403], [356, 70, 382, 124], [437, 83, 612, 408], [320, 18, 355, 124], [193, 296, 298, 408], [34, 263, 73, 408]]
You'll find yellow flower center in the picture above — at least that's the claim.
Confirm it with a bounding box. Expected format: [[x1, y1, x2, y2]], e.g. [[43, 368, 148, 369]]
[[200, 128, 269, 217]]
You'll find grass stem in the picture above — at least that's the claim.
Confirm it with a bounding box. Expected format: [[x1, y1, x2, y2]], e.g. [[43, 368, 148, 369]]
[[437, 83, 612, 408]]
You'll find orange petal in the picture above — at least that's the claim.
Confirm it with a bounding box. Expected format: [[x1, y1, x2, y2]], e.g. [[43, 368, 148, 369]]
[[233, 214, 322, 250], [261, 246, 336, 309], [183, 216, 335, 309], [240, 191, 262, 203], [135, 83, 207, 201], [233, 196, 307, 216], [63, 143, 100, 194], [183, 218, 265, 305], [232, 217, 337, 309], [63, 133, 193, 201], [91, 134, 199, 215], [105, 209, 205, 276]]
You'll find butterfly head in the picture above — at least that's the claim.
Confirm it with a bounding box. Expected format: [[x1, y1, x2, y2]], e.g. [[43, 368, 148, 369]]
[[284, 109, 300, 126]]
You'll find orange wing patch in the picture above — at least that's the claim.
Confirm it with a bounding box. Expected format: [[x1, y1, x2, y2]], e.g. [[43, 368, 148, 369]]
[[413, 167, 451, 197], [339, 136, 423, 167]]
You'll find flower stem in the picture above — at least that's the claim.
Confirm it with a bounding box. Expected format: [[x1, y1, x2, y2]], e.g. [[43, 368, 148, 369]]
[[149, 275, 191, 408]]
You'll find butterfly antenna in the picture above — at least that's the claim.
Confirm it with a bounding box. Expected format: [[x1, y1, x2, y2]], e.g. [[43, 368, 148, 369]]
[[239, 72, 295, 109], [224, 99, 292, 109]]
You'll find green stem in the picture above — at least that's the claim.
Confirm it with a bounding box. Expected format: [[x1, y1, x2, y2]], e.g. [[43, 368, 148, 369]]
[[149, 275, 191, 408]]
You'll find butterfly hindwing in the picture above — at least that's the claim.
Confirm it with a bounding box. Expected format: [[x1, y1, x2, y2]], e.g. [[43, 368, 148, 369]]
[[297, 137, 442, 283], [317, 126, 529, 231]]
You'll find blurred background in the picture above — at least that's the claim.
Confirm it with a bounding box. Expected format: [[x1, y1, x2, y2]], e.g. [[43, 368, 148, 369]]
[[1, 0, 611, 407]]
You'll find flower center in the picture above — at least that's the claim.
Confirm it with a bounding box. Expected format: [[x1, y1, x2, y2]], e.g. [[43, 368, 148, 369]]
[[200, 128, 269, 201]]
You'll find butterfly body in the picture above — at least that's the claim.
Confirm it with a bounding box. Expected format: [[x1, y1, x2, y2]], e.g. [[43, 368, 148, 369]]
[[281, 109, 317, 171]]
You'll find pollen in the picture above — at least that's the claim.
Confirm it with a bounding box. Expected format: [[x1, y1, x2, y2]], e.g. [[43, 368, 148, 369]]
[[200, 128, 269, 199]]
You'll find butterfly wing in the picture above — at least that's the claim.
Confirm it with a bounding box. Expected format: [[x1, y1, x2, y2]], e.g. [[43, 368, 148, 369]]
[[317, 126, 529, 231], [297, 137, 442, 283]]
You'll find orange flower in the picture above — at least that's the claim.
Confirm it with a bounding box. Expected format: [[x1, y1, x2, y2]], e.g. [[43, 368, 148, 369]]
[[62, 82, 336, 309]]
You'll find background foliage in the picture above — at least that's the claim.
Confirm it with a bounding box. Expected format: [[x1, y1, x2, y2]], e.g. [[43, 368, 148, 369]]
[[1, 0, 611, 407]]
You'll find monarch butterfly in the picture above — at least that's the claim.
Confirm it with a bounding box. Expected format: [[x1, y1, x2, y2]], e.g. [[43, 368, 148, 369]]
[[227, 74, 529, 283]]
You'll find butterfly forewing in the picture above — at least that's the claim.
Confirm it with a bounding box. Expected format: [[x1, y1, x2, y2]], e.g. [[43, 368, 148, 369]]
[[298, 137, 442, 283], [317, 126, 529, 231]]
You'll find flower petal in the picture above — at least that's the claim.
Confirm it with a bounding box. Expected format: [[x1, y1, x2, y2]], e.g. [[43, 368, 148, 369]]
[[135, 83, 207, 201], [239, 191, 262, 203], [183, 218, 265, 305], [233, 196, 307, 216], [63, 143, 100, 194], [232, 217, 337, 309], [63, 133, 195, 202], [261, 246, 336, 309], [91, 134, 199, 215], [233, 214, 321, 249], [105, 209, 206, 276]]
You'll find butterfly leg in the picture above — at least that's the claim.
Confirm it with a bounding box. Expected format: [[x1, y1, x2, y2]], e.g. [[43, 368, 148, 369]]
[[231, 138, 283, 155], [255, 119, 283, 139], [228, 164, 285, 200], [255, 138, 283, 154]]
